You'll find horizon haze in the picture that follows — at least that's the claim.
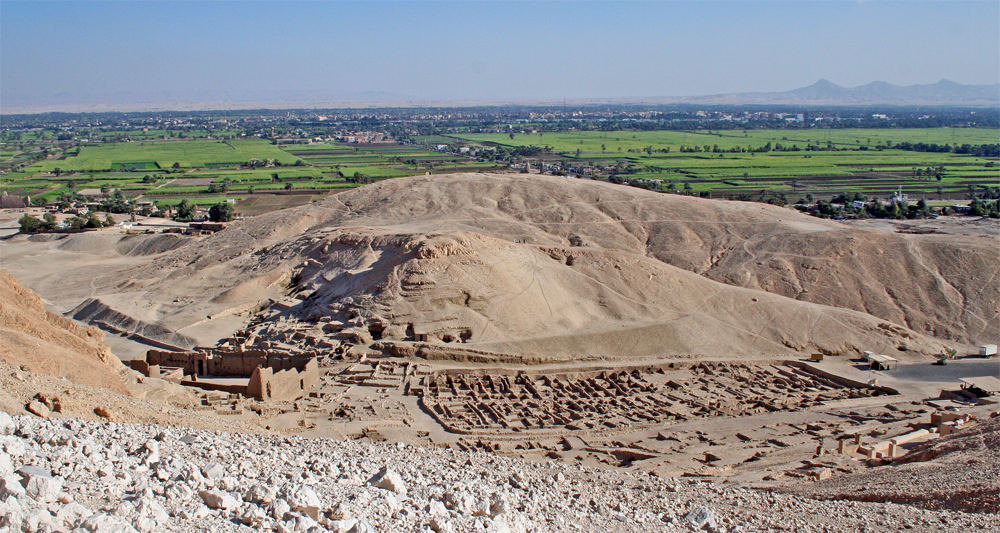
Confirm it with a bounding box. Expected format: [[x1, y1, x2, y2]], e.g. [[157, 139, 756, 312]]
[[2, 0, 999, 113]]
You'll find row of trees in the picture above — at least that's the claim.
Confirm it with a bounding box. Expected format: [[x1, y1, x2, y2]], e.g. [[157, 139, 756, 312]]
[[19, 212, 114, 233], [801, 198, 932, 220], [345, 172, 376, 184], [887, 142, 1000, 157], [172, 200, 234, 222], [18, 199, 234, 233], [207, 179, 231, 193], [208, 202, 234, 222], [968, 198, 1000, 217], [606, 174, 714, 198], [795, 197, 980, 220]]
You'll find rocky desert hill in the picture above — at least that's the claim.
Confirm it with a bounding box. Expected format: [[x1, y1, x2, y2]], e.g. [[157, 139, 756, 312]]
[[0, 270, 128, 393], [0, 271, 271, 433], [59, 172, 988, 359]]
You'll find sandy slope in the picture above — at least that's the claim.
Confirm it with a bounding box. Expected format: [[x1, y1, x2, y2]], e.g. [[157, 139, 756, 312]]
[[65, 173, 993, 357], [307, 173, 996, 345], [1, 173, 995, 358], [0, 270, 265, 432], [0, 270, 129, 393], [265, 228, 949, 358]]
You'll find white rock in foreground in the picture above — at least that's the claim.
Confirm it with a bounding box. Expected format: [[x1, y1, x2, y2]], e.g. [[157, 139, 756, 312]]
[[284, 484, 322, 518], [369, 467, 407, 496], [0, 452, 12, 477], [686, 506, 718, 530], [198, 489, 238, 509], [80, 513, 140, 533], [0, 412, 13, 435], [245, 483, 276, 504], [0, 412, 992, 533], [25, 473, 62, 503]]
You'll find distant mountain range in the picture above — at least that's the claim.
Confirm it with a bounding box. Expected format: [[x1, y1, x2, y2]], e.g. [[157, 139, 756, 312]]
[[675, 79, 999, 106], [3, 79, 998, 114]]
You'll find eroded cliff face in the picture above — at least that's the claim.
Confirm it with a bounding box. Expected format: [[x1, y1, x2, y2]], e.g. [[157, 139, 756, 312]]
[[0, 270, 128, 393]]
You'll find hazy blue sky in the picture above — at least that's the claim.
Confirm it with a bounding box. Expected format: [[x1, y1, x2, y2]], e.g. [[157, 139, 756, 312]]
[[2, 1, 998, 111]]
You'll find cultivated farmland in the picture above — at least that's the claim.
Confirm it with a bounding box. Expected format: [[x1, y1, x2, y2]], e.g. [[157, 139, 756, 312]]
[[0, 137, 504, 211], [28, 139, 298, 172], [2, 126, 997, 211], [442, 128, 1000, 200]]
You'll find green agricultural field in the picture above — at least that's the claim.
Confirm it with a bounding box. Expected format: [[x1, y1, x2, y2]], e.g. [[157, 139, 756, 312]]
[[458, 128, 998, 153], [85, 129, 227, 141], [448, 128, 999, 200], [0, 130, 57, 142], [0, 139, 322, 208], [153, 196, 242, 207], [0, 138, 496, 211], [280, 141, 504, 181], [279, 143, 356, 153], [412, 135, 462, 145], [334, 166, 414, 179], [26, 139, 298, 172], [184, 167, 323, 183]]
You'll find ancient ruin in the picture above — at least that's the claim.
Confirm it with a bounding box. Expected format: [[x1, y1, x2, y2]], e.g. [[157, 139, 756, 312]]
[[413, 362, 886, 435], [131, 346, 318, 402]]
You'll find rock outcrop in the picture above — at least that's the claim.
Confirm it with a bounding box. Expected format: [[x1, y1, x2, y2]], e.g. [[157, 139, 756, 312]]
[[0, 270, 128, 393]]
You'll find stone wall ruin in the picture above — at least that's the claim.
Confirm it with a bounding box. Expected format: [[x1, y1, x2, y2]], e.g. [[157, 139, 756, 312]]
[[137, 348, 318, 402], [411, 361, 892, 436]]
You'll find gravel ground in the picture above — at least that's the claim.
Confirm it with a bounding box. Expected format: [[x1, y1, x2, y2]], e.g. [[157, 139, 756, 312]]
[[1, 412, 997, 533]]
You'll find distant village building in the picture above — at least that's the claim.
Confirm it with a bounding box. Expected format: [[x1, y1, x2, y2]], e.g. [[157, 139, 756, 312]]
[[335, 131, 391, 144], [0, 191, 30, 209], [888, 186, 908, 204]]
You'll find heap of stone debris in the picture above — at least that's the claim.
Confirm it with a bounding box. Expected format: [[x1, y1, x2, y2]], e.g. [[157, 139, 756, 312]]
[[1, 411, 996, 533]]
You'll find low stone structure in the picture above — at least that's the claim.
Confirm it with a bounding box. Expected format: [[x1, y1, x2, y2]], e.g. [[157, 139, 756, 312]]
[[411, 361, 888, 436], [188, 221, 227, 232], [133, 348, 318, 401], [126, 360, 184, 383]]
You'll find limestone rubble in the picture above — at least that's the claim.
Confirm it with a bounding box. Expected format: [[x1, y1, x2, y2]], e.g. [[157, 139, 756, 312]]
[[1, 410, 997, 533]]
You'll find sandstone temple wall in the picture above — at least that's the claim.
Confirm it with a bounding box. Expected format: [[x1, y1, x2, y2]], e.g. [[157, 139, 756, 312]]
[[247, 358, 319, 402], [141, 348, 318, 401]]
